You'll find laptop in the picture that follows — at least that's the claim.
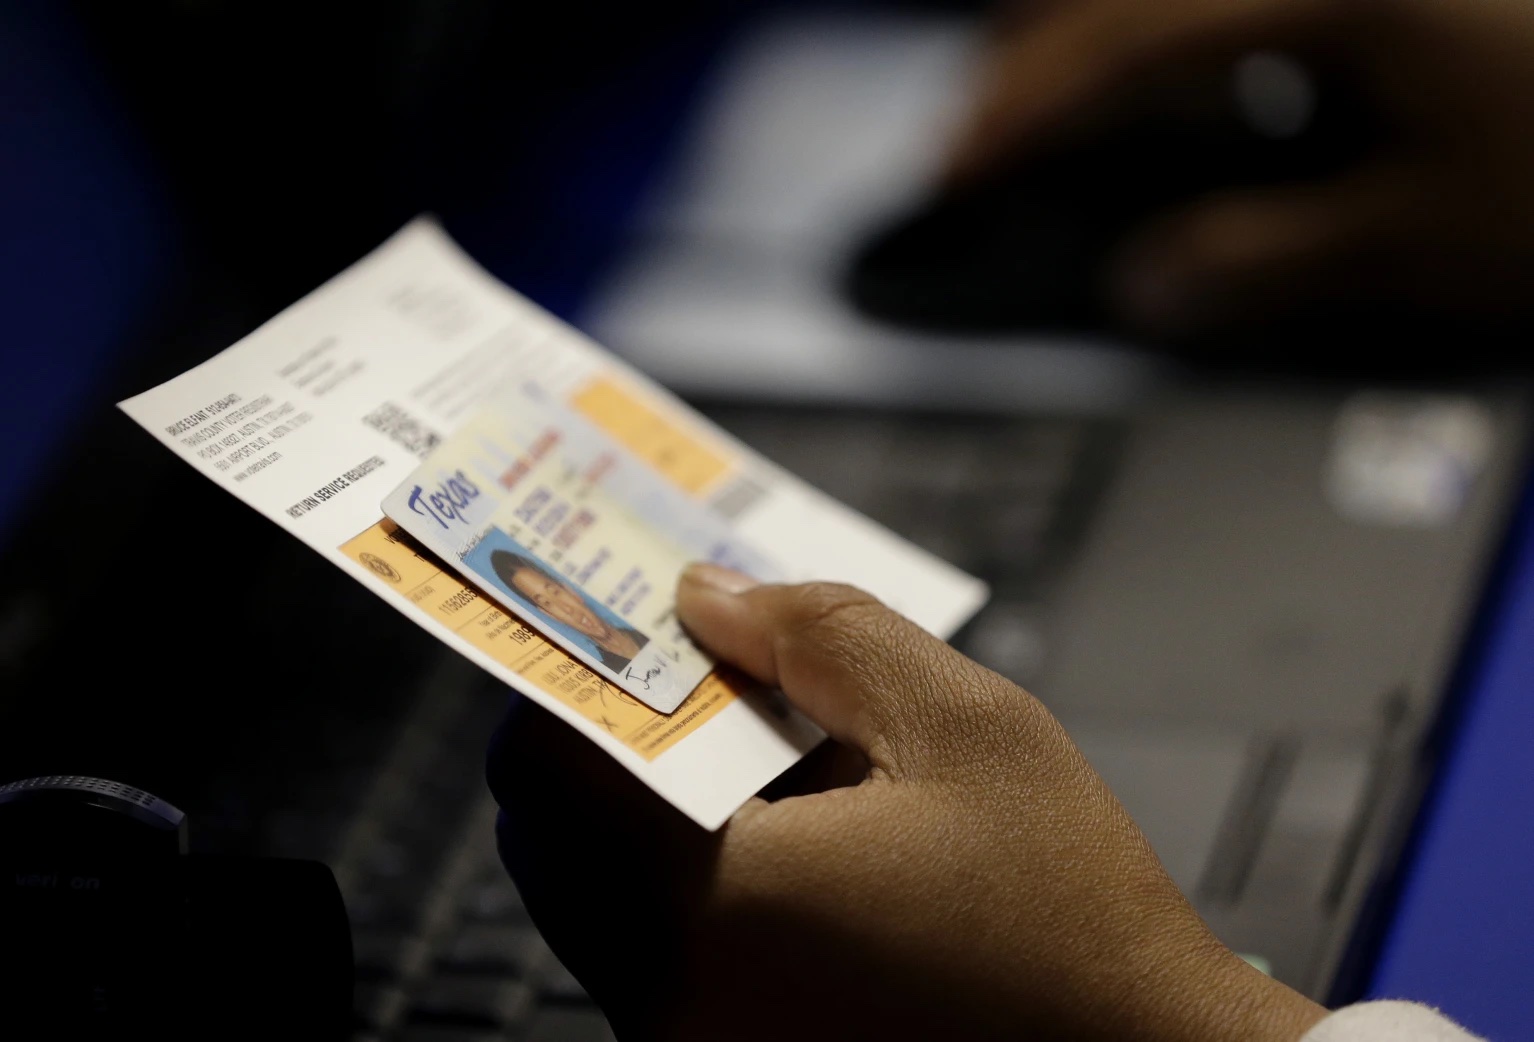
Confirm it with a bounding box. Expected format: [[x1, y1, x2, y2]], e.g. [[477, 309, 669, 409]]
[[0, 12, 1520, 1036], [579, 11, 1532, 999]]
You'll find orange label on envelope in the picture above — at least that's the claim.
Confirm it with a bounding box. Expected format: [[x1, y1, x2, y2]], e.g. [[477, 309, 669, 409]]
[[340, 518, 738, 760], [570, 377, 731, 495]]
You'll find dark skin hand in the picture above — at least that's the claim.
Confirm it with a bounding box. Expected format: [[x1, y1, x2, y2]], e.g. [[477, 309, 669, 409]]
[[490, 564, 1326, 1041], [946, 0, 1534, 337]]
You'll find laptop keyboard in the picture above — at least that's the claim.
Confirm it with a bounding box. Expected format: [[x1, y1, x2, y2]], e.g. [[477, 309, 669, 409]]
[[217, 409, 1112, 1040], [238, 650, 614, 1042]]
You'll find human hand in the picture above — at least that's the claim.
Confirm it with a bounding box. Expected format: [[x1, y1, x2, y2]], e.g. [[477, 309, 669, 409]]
[[947, 0, 1534, 337], [488, 566, 1325, 1041]]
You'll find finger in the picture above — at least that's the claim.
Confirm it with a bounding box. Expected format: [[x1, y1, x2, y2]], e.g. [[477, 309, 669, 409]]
[[1107, 162, 1423, 334], [486, 699, 721, 1035], [947, 0, 1347, 180], [487, 698, 716, 901], [677, 565, 980, 774]]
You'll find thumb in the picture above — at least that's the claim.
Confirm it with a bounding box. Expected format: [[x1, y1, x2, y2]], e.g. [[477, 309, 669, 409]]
[[676, 564, 964, 775], [1108, 163, 1422, 335]]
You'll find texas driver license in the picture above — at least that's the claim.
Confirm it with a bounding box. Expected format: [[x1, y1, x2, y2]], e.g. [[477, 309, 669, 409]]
[[382, 380, 783, 714]]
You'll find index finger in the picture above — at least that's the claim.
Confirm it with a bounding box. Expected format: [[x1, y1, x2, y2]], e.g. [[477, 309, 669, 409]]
[[948, 0, 1350, 179]]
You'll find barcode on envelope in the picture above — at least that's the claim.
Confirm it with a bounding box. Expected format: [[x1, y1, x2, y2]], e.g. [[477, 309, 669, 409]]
[[363, 402, 443, 459], [709, 473, 770, 522]]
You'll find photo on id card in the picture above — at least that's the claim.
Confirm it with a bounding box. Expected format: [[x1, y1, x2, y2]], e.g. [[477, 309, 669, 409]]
[[463, 528, 652, 675]]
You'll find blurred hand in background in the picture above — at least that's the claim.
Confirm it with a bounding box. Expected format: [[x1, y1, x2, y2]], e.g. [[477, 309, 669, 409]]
[[949, 0, 1534, 337]]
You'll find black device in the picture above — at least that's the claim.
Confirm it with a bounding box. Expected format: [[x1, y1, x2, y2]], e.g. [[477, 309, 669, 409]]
[[0, 775, 353, 1039], [845, 52, 1375, 340]]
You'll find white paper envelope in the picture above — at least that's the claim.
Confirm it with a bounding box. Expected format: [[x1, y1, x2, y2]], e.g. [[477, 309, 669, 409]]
[[118, 219, 987, 827]]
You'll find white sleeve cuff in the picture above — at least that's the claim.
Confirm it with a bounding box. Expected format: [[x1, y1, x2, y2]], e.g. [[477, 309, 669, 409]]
[[1302, 1001, 1486, 1042]]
